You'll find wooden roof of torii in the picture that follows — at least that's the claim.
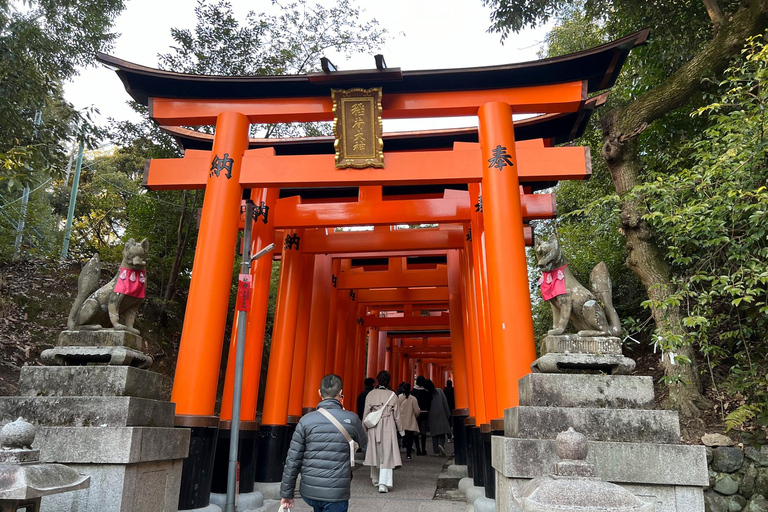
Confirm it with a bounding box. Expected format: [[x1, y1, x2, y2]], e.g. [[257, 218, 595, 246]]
[[95, 29, 648, 104]]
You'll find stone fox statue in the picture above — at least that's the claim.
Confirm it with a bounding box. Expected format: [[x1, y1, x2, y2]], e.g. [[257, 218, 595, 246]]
[[534, 236, 621, 337], [67, 238, 148, 334]]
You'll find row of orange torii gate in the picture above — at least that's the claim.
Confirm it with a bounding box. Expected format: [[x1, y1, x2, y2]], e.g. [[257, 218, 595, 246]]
[[98, 27, 647, 496]]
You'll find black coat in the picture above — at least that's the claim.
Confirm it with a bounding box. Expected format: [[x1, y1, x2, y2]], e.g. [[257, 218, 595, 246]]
[[411, 386, 432, 421], [280, 399, 367, 502], [356, 386, 373, 420]]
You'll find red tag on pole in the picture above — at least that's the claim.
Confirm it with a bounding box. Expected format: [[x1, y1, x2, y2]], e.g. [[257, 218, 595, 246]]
[[236, 274, 252, 311]]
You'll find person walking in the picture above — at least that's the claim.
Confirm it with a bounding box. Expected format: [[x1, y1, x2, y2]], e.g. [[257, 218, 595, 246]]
[[396, 382, 420, 461], [443, 379, 456, 441], [280, 374, 366, 512], [425, 378, 451, 456], [363, 370, 404, 493], [410, 375, 432, 456], [356, 377, 375, 420]]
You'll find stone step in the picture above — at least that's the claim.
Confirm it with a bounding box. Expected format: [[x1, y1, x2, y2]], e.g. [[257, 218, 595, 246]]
[[518, 373, 655, 409], [18, 366, 171, 401], [0, 396, 175, 428], [491, 435, 708, 487], [505, 406, 681, 444], [33, 426, 190, 464]]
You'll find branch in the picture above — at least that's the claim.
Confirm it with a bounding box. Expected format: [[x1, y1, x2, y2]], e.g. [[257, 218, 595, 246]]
[[608, 0, 768, 137], [703, 0, 725, 30]]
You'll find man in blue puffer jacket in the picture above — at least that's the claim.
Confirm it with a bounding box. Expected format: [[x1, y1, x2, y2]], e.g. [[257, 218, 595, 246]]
[[280, 374, 367, 512]]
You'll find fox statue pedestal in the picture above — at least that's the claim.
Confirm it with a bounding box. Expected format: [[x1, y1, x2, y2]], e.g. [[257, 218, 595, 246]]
[[531, 334, 635, 375], [41, 330, 153, 369]]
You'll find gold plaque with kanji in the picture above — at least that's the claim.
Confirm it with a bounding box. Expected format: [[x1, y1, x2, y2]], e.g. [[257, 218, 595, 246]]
[[332, 87, 384, 168]]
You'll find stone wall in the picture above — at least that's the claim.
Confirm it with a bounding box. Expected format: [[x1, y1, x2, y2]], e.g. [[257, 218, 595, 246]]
[[706, 444, 768, 512]]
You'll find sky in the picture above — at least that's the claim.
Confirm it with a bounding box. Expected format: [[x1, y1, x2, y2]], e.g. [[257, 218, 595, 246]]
[[64, 0, 552, 133]]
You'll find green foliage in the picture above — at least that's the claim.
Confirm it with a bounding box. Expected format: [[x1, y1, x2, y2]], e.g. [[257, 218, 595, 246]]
[[157, 0, 389, 138], [0, 0, 125, 189], [634, 35, 768, 432]]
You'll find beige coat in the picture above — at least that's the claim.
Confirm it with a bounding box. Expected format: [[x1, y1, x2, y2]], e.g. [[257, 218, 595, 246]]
[[363, 388, 402, 469], [397, 394, 420, 432]]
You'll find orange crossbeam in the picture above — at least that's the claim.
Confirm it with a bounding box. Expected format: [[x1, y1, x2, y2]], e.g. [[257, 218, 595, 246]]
[[284, 226, 464, 254], [338, 267, 447, 290], [355, 288, 448, 304], [148, 81, 587, 125], [363, 315, 450, 328], [145, 143, 590, 190], [272, 193, 553, 228]]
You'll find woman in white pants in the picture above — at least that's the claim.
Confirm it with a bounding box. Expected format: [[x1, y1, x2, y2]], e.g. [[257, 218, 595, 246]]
[[363, 370, 404, 493]]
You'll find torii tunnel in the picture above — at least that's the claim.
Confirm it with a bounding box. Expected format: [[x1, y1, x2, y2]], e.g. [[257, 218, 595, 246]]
[[98, 28, 647, 510]]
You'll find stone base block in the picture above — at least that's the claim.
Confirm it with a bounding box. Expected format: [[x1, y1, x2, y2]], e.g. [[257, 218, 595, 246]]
[[518, 373, 655, 409], [504, 406, 681, 443], [473, 496, 496, 512], [18, 366, 171, 401], [57, 330, 144, 351], [458, 477, 475, 495], [41, 346, 152, 369], [496, 475, 704, 512], [179, 505, 221, 512], [531, 352, 635, 374], [465, 485, 485, 505], [437, 473, 461, 490], [253, 481, 281, 500], [209, 491, 264, 511], [34, 426, 190, 464], [447, 464, 469, 478], [542, 334, 622, 355], [492, 436, 708, 486], [0, 396, 175, 428], [40, 459, 184, 512]]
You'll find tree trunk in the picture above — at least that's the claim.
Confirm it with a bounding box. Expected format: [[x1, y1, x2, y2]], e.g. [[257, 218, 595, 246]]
[[599, 0, 768, 417]]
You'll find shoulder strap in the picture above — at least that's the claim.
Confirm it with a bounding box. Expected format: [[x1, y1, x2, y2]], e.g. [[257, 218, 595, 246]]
[[317, 408, 353, 443]]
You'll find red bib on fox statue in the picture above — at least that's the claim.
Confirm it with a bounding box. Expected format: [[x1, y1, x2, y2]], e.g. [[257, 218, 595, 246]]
[[114, 267, 147, 298], [539, 265, 566, 301]]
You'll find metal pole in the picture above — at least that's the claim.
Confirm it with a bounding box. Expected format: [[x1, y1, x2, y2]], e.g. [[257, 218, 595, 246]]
[[226, 199, 275, 512], [60, 136, 84, 260], [13, 184, 30, 260]]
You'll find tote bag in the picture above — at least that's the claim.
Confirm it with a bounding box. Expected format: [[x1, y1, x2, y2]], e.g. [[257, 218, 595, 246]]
[[363, 392, 396, 429]]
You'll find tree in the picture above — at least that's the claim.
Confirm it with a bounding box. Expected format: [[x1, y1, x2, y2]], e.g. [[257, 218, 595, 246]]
[[482, 0, 768, 418], [0, 0, 125, 189], [635, 37, 768, 438], [157, 0, 389, 137]]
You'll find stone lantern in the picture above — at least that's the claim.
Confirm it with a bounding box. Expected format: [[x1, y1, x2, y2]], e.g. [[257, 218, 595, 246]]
[[0, 418, 89, 512], [512, 428, 653, 512]]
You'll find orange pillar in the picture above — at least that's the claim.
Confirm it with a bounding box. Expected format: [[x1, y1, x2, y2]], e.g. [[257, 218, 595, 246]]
[[462, 236, 487, 424], [262, 229, 305, 425], [376, 330, 387, 375], [366, 325, 378, 379], [333, 291, 351, 375], [446, 250, 470, 411], [469, 182, 498, 420], [384, 336, 393, 373], [352, 304, 367, 402], [172, 111, 249, 417], [303, 254, 332, 411], [458, 247, 477, 417], [478, 102, 537, 416], [287, 254, 315, 420], [342, 305, 358, 403], [416, 359, 424, 378], [221, 187, 278, 421], [324, 260, 341, 376]]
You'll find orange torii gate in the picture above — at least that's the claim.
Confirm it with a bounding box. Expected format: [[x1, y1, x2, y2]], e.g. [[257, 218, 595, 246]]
[[98, 28, 647, 510]]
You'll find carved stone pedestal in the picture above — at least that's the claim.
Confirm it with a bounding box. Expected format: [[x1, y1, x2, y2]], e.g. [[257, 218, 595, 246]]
[[0, 363, 189, 511], [40, 330, 153, 369], [493, 371, 708, 512]]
